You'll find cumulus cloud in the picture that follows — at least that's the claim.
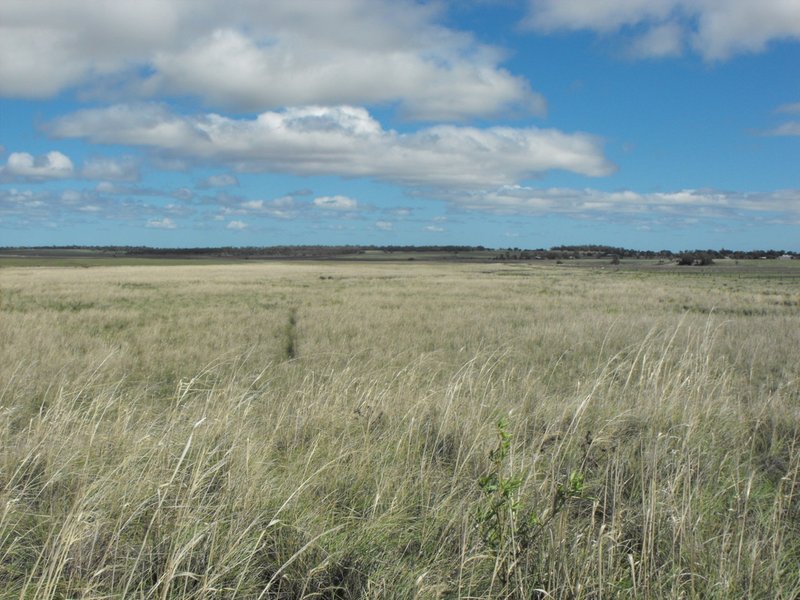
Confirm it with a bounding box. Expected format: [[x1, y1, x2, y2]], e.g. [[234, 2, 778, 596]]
[[1, 151, 74, 180], [629, 23, 684, 58], [0, 0, 182, 97], [445, 185, 800, 224], [0, 0, 541, 120], [0, 188, 49, 217], [764, 102, 800, 136], [146, 217, 176, 229], [0, 150, 145, 183], [226, 220, 247, 230], [48, 104, 614, 189], [5, 180, 799, 230], [149, 27, 542, 120], [763, 102, 800, 135], [198, 173, 238, 188], [313, 195, 358, 210], [525, 0, 800, 60], [765, 122, 800, 136], [48, 104, 202, 147], [526, 0, 671, 33], [89, 180, 194, 202], [172, 188, 193, 201], [0, 184, 193, 226], [81, 155, 139, 181], [213, 194, 300, 220], [210, 191, 367, 221]]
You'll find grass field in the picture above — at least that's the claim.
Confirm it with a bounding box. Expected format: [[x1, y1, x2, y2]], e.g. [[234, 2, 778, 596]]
[[1, 260, 798, 598]]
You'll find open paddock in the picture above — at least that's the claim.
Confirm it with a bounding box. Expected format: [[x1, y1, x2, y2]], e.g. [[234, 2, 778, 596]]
[[1, 261, 798, 598]]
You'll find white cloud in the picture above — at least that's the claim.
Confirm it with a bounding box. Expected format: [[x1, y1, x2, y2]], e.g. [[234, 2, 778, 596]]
[[776, 102, 800, 114], [0, 185, 195, 225], [48, 104, 202, 147], [0, 188, 51, 222], [81, 155, 139, 181], [766, 121, 800, 136], [446, 185, 800, 223], [164, 203, 194, 217], [61, 190, 82, 203], [1, 151, 74, 180], [149, 27, 543, 120], [5, 180, 800, 229], [146, 217, 176, 229], [0, 0, 182, 97], [313, 195, 358, 210], [89, 180, 194, 201], [240, 200, 264, 211], [629, 23, 684, 58], [526, 0, 675, 33], [219, 195, 298, 219], [0, 150, 144, 183], [226, 220, 247, 230], [1, 188, 44, 206], [525, 0, 800, 60], [172, 188, 194, 201], [0, 0, 541, 120], [198, 173, 238, 188], [49, 104, 614, 189]]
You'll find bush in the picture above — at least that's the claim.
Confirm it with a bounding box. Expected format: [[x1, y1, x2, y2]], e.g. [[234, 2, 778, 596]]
[[677, 252, 714, 266]]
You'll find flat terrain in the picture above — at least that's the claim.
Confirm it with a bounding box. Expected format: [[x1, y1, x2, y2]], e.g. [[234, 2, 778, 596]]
[[1, 261, 798, 598]]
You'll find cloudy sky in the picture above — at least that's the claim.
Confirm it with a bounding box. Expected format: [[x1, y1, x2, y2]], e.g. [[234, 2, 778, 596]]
[[1, 0, 798, 249]]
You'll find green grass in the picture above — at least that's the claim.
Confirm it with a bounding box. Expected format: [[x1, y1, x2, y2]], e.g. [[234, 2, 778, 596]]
[[0, 261, 798, 598]]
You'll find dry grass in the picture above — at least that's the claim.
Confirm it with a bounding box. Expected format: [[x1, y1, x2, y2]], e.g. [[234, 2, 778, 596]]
[[0, 261, 798, 598]]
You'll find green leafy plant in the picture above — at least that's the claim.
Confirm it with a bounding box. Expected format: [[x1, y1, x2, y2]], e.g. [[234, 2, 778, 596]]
[[476, 418, 591, 592], [476, 418, 523, 553]]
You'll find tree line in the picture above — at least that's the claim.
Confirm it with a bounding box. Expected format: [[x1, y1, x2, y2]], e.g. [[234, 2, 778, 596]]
[[2, 245, 795, 262]]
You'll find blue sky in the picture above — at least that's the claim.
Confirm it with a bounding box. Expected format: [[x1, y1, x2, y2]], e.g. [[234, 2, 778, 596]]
[[1, 0, 798, 250]]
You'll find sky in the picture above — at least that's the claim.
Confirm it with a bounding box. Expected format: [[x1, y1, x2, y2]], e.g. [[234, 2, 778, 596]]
[[1, 0, 799, 250]]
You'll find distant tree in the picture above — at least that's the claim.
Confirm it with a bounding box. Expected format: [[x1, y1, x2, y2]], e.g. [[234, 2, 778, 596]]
[[677, 252, 714, 266]]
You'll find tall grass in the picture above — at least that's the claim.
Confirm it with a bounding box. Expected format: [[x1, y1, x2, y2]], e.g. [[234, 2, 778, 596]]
[[0, 262, 798, 598]]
